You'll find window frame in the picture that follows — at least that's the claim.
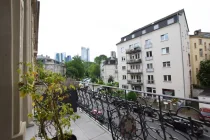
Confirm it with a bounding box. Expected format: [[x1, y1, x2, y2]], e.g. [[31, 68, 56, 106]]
[[163, 75, 172, 82], [161, 47, 170, 55], [167, 18, 174, 25], [163, 61, 170, 67], [154, 24, 159, 30], [161, 34, 169, 41]]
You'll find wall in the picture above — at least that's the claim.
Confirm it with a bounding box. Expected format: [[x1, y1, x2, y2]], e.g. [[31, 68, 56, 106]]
[[101, 64, 118, 83]]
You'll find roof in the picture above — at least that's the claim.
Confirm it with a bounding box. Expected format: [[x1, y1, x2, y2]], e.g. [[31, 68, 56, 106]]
[[199, 88, 210, 97], [190, 32, 210, 39], [116, 9, 189, 45], [103, 57, 118, 65]]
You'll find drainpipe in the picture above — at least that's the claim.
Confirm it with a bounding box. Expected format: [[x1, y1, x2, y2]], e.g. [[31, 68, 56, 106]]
[[177, 13, 186, 98]]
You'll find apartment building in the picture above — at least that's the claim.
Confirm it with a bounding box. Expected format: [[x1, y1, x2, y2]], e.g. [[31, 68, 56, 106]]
[[0, 0, 40, 140], [190, 30, 210, 85], [117, 9, 191, 98], [100, 51, 118, 83]]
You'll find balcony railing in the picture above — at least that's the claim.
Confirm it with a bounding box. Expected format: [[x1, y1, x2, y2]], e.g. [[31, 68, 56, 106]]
[[127, 79, 143, 85], [126, 47, 141, 54], [147, 80, 155, 84], [77, 82, 210, 140], [145, 43, 152, 49], [146, 68, 154, 72], [145, 56, 153, 61], [127, 69, 143, 74], [127, 59, 142, 64]]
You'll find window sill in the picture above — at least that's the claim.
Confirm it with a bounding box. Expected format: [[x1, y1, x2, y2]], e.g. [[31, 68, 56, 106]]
[[163, 81, 172, 83], [162, 53, 170, 55], [163, 66, 171, 68], [161, 39, 169, 42]]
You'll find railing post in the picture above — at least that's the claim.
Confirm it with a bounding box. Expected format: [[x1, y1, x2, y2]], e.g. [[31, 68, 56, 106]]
[[158, 96, 167, 140], [107, 110, 115, 140]]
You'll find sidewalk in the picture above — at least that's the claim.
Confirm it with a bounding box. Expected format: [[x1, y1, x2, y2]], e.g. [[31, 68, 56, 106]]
[[25, 111, 112, 140]]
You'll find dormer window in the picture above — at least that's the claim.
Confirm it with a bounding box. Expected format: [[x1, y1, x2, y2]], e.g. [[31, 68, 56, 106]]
[[142, 30, 146, 34], [154, 24, 159, 30], [132, 34, 135, 38], [167, 18, 174, 25], [124, 38, 126, 41]]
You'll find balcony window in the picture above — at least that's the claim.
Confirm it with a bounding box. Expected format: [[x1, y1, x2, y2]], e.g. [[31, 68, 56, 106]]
[[162, 47, 169, 54], [142, 30, 146, 34], [147, 63, 153, 69], [122, 75, 126, 80], [163, 75, 171, 82], [163, 61, 170, 67], [199, 49, 203, 57], [161, 34, 169, 41], [146, 51, 152, 57], [167, 18, 174, 25], [154, 24, 159, 30], [199, 39, 202, 45]]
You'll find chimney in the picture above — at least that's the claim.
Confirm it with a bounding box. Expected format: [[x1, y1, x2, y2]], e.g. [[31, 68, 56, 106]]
[[194, 29, 202, 35]]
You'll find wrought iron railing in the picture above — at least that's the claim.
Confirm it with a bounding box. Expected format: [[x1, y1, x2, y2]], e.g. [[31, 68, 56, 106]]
[[77, 82, 210, 140]]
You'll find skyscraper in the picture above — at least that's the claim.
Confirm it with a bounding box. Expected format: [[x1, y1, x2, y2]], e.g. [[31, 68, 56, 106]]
[[66, 55, 72, 62], [81, 47, 90, 62], [55, 52, 66, 63]]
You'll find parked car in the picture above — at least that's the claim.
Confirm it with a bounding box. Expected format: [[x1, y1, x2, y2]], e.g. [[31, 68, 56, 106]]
[[199, 108, 210, 121]]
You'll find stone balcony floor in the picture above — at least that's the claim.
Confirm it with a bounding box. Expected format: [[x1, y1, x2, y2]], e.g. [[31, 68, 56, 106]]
[[26, 111, 112, 140]]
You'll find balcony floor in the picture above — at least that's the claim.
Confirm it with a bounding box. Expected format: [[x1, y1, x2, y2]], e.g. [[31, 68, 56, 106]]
[[26, 110, 112, 140]]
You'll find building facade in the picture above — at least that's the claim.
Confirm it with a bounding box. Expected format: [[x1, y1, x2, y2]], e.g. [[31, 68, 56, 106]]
[[55, 52, 66, 63], [66, 55, 72, 62], [100, 52, 118, 83], [37, 58, 66, 76], [81, 47, 90, 62], [117, 9, 191, 98], [190, 30, 210, 85], [0, 0, 40, 140]]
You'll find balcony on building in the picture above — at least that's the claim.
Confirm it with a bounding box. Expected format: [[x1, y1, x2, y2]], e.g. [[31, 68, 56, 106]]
[[147, 80, 155, 84], [126, 46, 141, 54], [145, 43, 153, 49], [146, 68, 154, 72], [127, 58, 142, 64], [127, 69, 143, 74], [127, 79, 143, 85], [145, 56, 153, 61]]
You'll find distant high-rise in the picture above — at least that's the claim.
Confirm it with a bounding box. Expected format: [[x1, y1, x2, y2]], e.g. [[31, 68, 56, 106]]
[[81, 47, 90, 62], [55, 52, 66, 63], [66, 55, 72, 62]]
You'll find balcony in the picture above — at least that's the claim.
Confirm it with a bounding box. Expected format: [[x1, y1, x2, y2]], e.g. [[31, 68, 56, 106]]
[[126, 47, 141, 54], [147, 80, 155, 84], [145, 43, 153, 49], [145, 56, 153, 61], [126, 58, 142, 64], [146, 68, 154, 72], [127, 79, 143, 85], [127, 69, 143, 74], [76, 83, 210, 140]]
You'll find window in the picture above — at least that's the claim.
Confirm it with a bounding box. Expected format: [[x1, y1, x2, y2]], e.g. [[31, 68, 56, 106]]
[[136, 64, 140, 69], [122, 85, 128, 89], [162, 89, 175, 97], [121, 47, 124, 53], [162, 47, 169, 54], [145, 39, 152, 48], [147, 63, 153, 69], [154, 24, 159, 30], [209, 43, 210, 51], [146, 51, 152, 57], [188, 54, 191, 66], [199, 39, 202, 45], [194, 43, 196, 48], [122, 66, 126, 70], [199, 49, 203, 57], [161, 34, 169, 41], [142, 30, 146, 34], [163, 61, 170, 67], [147, 87, 152, 92], [124, 38, 126, 41], [148, 75, 154, 84], [167, 18, 174, 25], [164, 75, 171, 82], [132, 34, 135, 38], [122, 57, 126, 61], [205, 43, 207, 51], [205, 54, 207, 60], [122, 75, 126, 80]]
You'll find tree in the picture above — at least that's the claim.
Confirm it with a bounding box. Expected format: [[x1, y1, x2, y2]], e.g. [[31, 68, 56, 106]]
[[94, 55, 107, 65], [197, 60, 210, 87], [108, 75, 114, 83], [88, 63, 100, 78], [65, 55, 84, 79], [83, 61, 94, 77]]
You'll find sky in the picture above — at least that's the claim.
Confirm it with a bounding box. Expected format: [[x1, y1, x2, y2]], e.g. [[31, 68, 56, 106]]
[[38, 0, 210, 62]]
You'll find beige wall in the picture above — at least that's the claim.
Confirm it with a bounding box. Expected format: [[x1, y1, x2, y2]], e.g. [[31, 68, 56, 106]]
[[190, 37, 210, 85], [0, 0, 39, 140]]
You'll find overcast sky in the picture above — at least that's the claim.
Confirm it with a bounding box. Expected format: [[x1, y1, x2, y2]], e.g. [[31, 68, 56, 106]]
[[38, 0, 210, 61]]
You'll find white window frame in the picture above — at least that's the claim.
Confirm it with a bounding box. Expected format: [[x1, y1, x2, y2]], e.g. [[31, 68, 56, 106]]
[[162, 47, 169, 54], [154, 24, 159, 30], [146, 51, 152, 57], [161, 34, 169, 41], [142, 30, 146, 34], [147, 63, 153, 69], [163, 61, 170, 67], [167, 18, 174, 25], [163, 75, 171, 82]]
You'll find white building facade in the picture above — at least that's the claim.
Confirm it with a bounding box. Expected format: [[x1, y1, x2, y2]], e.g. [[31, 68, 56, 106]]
[[117, 9, 191, 98]]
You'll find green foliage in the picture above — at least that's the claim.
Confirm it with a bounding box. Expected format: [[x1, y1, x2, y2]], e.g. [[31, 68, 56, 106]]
[[88, 63, 100, 78], [19, 63, 79, 140], [106, 83, 113, 86], [108, 75, 114, 83], [197, 60, 210, 87], [94, 55, 107, 65], [97, 79, 104, 85], [91, 76, 97, 83], [127, 91, 137, 101], [114, 82, 119, 87], [83, 61, 94, 77], [66, 55, 84, 79]]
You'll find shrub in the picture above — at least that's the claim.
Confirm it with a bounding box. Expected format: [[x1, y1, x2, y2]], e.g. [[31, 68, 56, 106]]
[[127, 91, 137, 101]]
